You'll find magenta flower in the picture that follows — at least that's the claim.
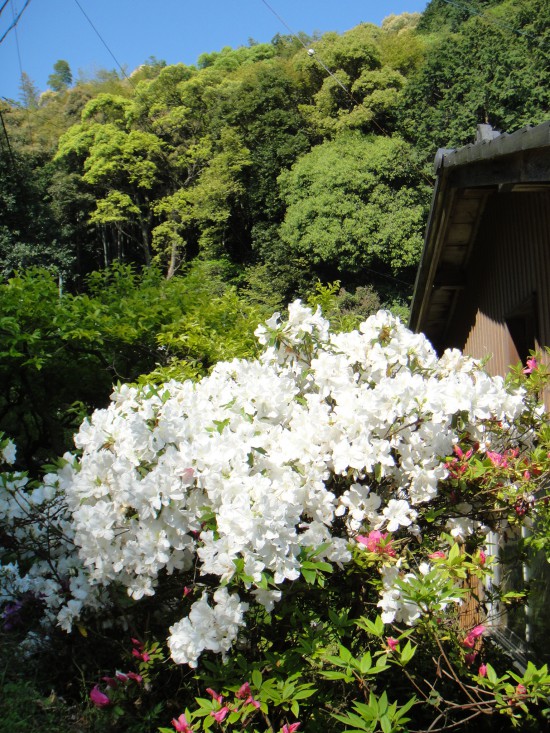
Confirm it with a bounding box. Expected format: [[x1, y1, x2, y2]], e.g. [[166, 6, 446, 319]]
[[245, 695, 261, 709], [516, 683, 528, 696], [429, 551, 446, 560], [464, 652, 477, 665], [478, 549, 487, 566], [206, 687, 223, 703], [356, 530, 396, 557], [236, 681, 252, 699], [101, 675, 119, 689], [487, 451, 507, 468], [523, 357, 538, 374], [386, 637, 399, 651], [90, 685, 110, 708], [172, 713, 193, 733], [211, 706, 230, 722], [132, 647, 151, 662], [282, 724, 301, 733], [126, 671, 143, 684], [463, 625, 485, 648], [478, 664, 487, 677]]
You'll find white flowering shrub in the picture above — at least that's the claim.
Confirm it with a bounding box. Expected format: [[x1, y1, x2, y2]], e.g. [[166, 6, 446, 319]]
[[0, 435, 106, 634], [38, 302, 526, 665], [2, 304, 550, 731]]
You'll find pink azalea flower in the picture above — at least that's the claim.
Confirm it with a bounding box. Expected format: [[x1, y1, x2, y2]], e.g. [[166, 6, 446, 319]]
[[211, 707, 230, 722], [115, 672, 129, 682], [356, 530, 396, 557], [429, 551, 446, 560], [464, 652, 477, 665], [487, 451, 507, 468], [453, 445, 473, 461], [183, 586, 193, 597], [282, 724, 301, 733], [478, 664, 487, 677], [516, 683, 527, 695], [478, 550, 487, 566], [206, 687, 223, 703], [131, 637, 143, 649], [172, 713, 193, 733], [386, 637, 399, 651], [90, 685, 110, 708], [126, 671, 143, 684], [102, 675, 119, 689], [463, 625, 485, 648], [245, 695, 261, 709], [236, 682, 251, 699], [132, 648, 151, 662], [523, 357, 538, 374]]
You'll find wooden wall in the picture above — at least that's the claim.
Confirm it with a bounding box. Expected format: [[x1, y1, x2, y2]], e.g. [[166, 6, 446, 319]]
[[445, 191, 550, 395]]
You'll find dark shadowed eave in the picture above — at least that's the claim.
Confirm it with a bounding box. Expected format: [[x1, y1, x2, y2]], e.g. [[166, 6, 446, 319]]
[[409, 120, 550, 350]]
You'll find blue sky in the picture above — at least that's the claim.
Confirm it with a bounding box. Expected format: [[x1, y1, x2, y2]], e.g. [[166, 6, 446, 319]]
[[1, 0, 428, 103]]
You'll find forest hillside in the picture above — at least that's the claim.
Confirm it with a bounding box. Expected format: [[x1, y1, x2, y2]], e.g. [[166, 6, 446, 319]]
[[1, 0, 548, 310]]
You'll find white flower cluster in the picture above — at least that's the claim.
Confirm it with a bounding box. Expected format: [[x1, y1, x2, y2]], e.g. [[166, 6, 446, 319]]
[[0, 464, 105, 633], [168, 587, 249, 667], [2, 303, 526, 664]]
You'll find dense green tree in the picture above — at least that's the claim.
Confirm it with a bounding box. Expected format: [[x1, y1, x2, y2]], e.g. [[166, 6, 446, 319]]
[[197, 42, 276, 71], [400, 0, 550, 151], [18, 72, 40, 109], [47, 59, 73, 92], [418, 0, 503, 32], [55, 95, 168, 265], [278, 133, 430, 283], [0, 151, 73, 279]]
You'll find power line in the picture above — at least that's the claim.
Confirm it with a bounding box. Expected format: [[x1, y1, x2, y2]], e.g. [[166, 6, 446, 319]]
[[10, 0, 24, 82], [0, 0, 30, 44], [258, 0, 433, 186], [0, 0, 11, 19], [0, 106, 16, 168], [258, 2, 386, 129], [72, 0, 135, 88]]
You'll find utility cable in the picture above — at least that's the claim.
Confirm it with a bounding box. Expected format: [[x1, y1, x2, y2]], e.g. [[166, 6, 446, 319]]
[[259, 0, 433, 188], [0, 0, 11, 19], [10, 0, 24, 83], [0, 0, 30, 45], [0, 105, 16, 168], [72, 0, 136, 88]]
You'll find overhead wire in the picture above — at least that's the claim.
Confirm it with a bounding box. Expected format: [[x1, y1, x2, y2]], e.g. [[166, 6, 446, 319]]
[[10, 0, 24, 83], [258, 0, 432, 293], [0, 0, 30, 45], [259, 0, 434, 191], [0, 106, 16, 168], [72, 0, 136, 89]]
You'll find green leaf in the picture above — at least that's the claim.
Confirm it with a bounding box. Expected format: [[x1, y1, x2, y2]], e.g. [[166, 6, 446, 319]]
[[400, 640, 416, 664], [319, 670, 353, 681], [251, 669, 263, 689]]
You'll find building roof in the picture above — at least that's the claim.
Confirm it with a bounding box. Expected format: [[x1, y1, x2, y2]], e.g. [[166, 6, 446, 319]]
[[409, 121, 550, 349]]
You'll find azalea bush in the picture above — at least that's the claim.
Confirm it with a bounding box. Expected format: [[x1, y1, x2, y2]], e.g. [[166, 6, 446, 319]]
[[1, 303, 550, 732]]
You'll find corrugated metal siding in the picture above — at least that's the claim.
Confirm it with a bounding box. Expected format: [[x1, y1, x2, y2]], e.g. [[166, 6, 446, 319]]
[[447, 192, 550, 382]]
